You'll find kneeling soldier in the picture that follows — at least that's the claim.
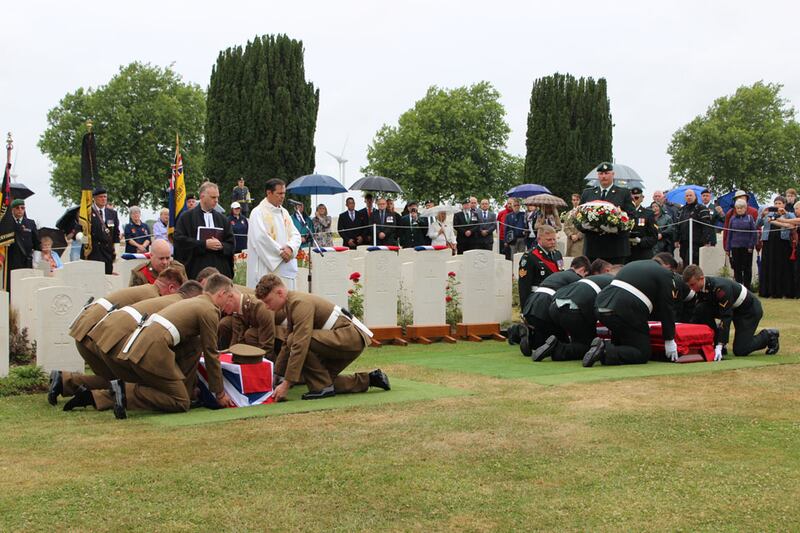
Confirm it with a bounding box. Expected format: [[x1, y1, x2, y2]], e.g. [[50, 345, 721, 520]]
[[683, 265, 779, 359], [257, 274, 390, 401]]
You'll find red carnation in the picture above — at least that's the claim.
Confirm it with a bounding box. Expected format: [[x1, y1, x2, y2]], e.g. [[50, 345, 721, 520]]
[[445, 296, 453, 303], [349, 272, 361, 281], [347, 289, 354, 295], [448, 271, 456, 278]]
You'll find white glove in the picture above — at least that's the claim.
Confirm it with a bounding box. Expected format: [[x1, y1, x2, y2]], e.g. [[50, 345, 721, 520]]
[[664, 339, 678, 362], [714, 344, 724, 362]]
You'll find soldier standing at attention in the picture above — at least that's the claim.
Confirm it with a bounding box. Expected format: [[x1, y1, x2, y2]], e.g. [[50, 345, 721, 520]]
[[626, 187, 658, 262], [579, 162, 636, 263]]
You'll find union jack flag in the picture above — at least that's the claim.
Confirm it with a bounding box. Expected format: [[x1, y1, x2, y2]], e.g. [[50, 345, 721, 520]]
[[197, 353, 274, 408]]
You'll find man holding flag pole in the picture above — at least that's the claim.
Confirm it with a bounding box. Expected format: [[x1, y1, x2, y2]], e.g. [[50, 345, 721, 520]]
[[0, 133, 17, 290]]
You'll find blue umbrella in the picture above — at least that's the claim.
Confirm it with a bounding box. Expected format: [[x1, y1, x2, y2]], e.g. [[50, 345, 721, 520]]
[[665, 185, 706, 206], [505, 184, 551, 198], [286, 174, 347, 195]]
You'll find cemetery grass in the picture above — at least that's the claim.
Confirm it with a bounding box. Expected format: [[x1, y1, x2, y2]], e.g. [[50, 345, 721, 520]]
[[1, 300, 799, 531]]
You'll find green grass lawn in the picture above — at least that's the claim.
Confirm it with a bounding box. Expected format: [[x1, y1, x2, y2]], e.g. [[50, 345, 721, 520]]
[[2, 299, 800, 531]]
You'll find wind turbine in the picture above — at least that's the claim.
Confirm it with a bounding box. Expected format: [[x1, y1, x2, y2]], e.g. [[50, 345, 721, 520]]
[[326, 137, 348, 211]]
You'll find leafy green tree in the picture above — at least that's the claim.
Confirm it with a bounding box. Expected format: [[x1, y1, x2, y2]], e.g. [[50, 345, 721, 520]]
[[668, 82, 800, 198], [363, 82, 518, 203], [39, 62, 206, 211], [205, 34, 319, 202], [524, 73, 613, 201]]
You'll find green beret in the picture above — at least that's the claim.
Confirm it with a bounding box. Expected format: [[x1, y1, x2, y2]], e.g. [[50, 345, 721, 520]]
[[10, 199, 24, 208], [597, 162, 614, 172]]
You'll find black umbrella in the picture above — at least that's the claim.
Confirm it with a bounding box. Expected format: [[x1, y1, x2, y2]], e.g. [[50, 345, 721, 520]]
[[55, 206, 80, 233], [10, 182, 34, 200], [349, 175, 403, 194], [38, 227, 68, 252]]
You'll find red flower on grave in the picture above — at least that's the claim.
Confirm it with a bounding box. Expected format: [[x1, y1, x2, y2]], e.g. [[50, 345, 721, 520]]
[[445, 295, 453, 303], [350, 272, 361, 281], [448, 271, 456, 278], [347, 289, 354, 295]]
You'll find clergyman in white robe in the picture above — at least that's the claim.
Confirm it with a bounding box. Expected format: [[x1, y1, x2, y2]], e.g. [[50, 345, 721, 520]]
[[246, 198, 302, 289]]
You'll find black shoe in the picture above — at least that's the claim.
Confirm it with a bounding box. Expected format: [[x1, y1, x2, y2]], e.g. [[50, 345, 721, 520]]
[[110, 380, 127, 420], [765, 329, 780, 355], [63, 386, 95, 411], [532, 335, 558, 362], [369, 369, 391, 391], [507, 324, 523, 345], [47, 370, 63, 406], [582, 338, 605, 368], [301, 385, 336, 400], [520, 331, 533, 357]]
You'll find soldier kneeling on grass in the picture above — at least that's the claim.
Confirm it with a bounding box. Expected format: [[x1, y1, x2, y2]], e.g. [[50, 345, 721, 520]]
[[682, 265, 779, 360], [256, 274, 391, 401]]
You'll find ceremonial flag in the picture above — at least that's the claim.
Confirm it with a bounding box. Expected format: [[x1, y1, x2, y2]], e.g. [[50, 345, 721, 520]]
[[311, 246, 349, 253], [120, 253, 151, 260], [367, 245, 400, 252], [79, 130, 98, 257], [197, 353, 274, 408], [0, 135, 14, 288], [168, 134, 186, 240], [414, 245, 449, 251]]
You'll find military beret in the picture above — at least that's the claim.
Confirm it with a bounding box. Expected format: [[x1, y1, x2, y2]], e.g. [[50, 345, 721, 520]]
[[596, 162, 613, 172], [630, 187, 643, 195], [10, 199, 24, 208], [701, 188, 710, 195], [461, 198, 471, 205], [225, 343, 266, 365], [92, 187, 107, 196]]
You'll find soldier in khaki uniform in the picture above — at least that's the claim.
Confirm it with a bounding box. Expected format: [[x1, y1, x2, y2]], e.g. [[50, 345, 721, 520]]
[[129, 239, 187, 286], [49, 267, 186, 406], [257, 274, 390, 401], [225, 291, 278, 359], [56, 281, 204, 410], [95, 274, 239, 418]]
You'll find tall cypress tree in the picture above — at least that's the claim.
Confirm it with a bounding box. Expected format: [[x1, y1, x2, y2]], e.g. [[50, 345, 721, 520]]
[[206, 34, 319, 202], [523, 73, 612, 201]]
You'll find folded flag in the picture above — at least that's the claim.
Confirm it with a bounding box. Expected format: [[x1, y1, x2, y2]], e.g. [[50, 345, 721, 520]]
[[197, 353, 274, 408], [367, 246, 400, 252], [414, 245, 449, 251], [121, 253, 151, 260], [312, 246, 349, 253]]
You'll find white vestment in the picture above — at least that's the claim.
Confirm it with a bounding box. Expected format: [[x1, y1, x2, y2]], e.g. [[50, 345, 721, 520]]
[[246, 199, 302, 289]]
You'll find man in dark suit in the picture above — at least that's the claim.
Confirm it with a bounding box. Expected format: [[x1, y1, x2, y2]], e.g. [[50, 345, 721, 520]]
[[4, 199, 40, 289], [174, 181, 235, 279], [579, 162, 636, 264], [357, 193, 375, 245], [474, 198, 496, 251], [81, 187, 120, 275], [453, 199, 478, 254], [337, 196, 365, 249], [398, 201, 429, 248], [369, 197, 398, 246]]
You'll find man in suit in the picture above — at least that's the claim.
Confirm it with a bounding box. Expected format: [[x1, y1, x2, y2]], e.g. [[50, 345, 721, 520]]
[[337, 196, 365, 249], [358, 193, 375, 245], [453, 199, 478, 254], [398, 201, 429, 248], [129, 239, 187, 286], [81, 187, 120, 275], [474, 198, 496, 251], [370, 197, 398, 246], [173, 181, 235, 279], [257, 273, 390, 401], [4, 199, 40, 289], [579, 162, 636, 264]]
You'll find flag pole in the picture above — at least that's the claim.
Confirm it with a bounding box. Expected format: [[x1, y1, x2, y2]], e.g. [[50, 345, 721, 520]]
[[0, 133, 13, 291]]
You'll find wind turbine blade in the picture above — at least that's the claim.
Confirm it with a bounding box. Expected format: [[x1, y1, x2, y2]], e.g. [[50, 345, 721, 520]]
[[340, 135, 349, 158]]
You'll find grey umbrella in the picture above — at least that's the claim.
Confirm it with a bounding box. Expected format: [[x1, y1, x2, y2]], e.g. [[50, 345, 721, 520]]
[[584, 163, 644, 190], [349, 175, 403, 194]]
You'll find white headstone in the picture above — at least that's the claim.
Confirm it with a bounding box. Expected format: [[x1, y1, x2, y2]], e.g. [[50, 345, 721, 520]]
[[411, 249, 450, 325], [115, 259, 147, 287], [54, 260, 106, 303], [512, 252, 524, 280], [11, 276, 60, 333], [699, 245, 727, 276], [296, 268, 309, 293], [398, 248, 417, 262], [556, 231, 567, 256], [34, 285, 84, 373], [0, 291, 8, 377], [105, 274, 125, 295], [562, 256, 574, 270], [363, 250, 400, 327], [10, 268, 42, 291], [310, 250, 350, 308], [495, 257, 512, 324], [460, 250, 497, 324]]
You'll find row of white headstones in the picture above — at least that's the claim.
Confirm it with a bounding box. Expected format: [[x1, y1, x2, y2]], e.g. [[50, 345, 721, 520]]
[[0, 233, 736, 378]]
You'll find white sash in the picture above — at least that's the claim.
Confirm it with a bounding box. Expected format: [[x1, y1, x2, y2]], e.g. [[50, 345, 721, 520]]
[[610, 279, 653, 312]]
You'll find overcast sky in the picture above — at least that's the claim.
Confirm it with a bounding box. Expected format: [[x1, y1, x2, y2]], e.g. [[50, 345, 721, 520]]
[[3, 0, 799, 226]]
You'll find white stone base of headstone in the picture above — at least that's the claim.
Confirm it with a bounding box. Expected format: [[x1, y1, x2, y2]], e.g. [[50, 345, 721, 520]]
[[0, 291, 8, 377], [363, 250, 400, 327], [34, 286, 84, 373]]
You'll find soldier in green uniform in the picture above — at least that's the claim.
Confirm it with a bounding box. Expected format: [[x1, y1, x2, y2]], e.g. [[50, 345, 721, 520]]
[[682, 265, 779, 359], [626, 187, 659, 262], [519, 256, 591, 356], [518, 225, 563, 314], [583, 257, 689, 366], [531, 272, 616, 362]]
